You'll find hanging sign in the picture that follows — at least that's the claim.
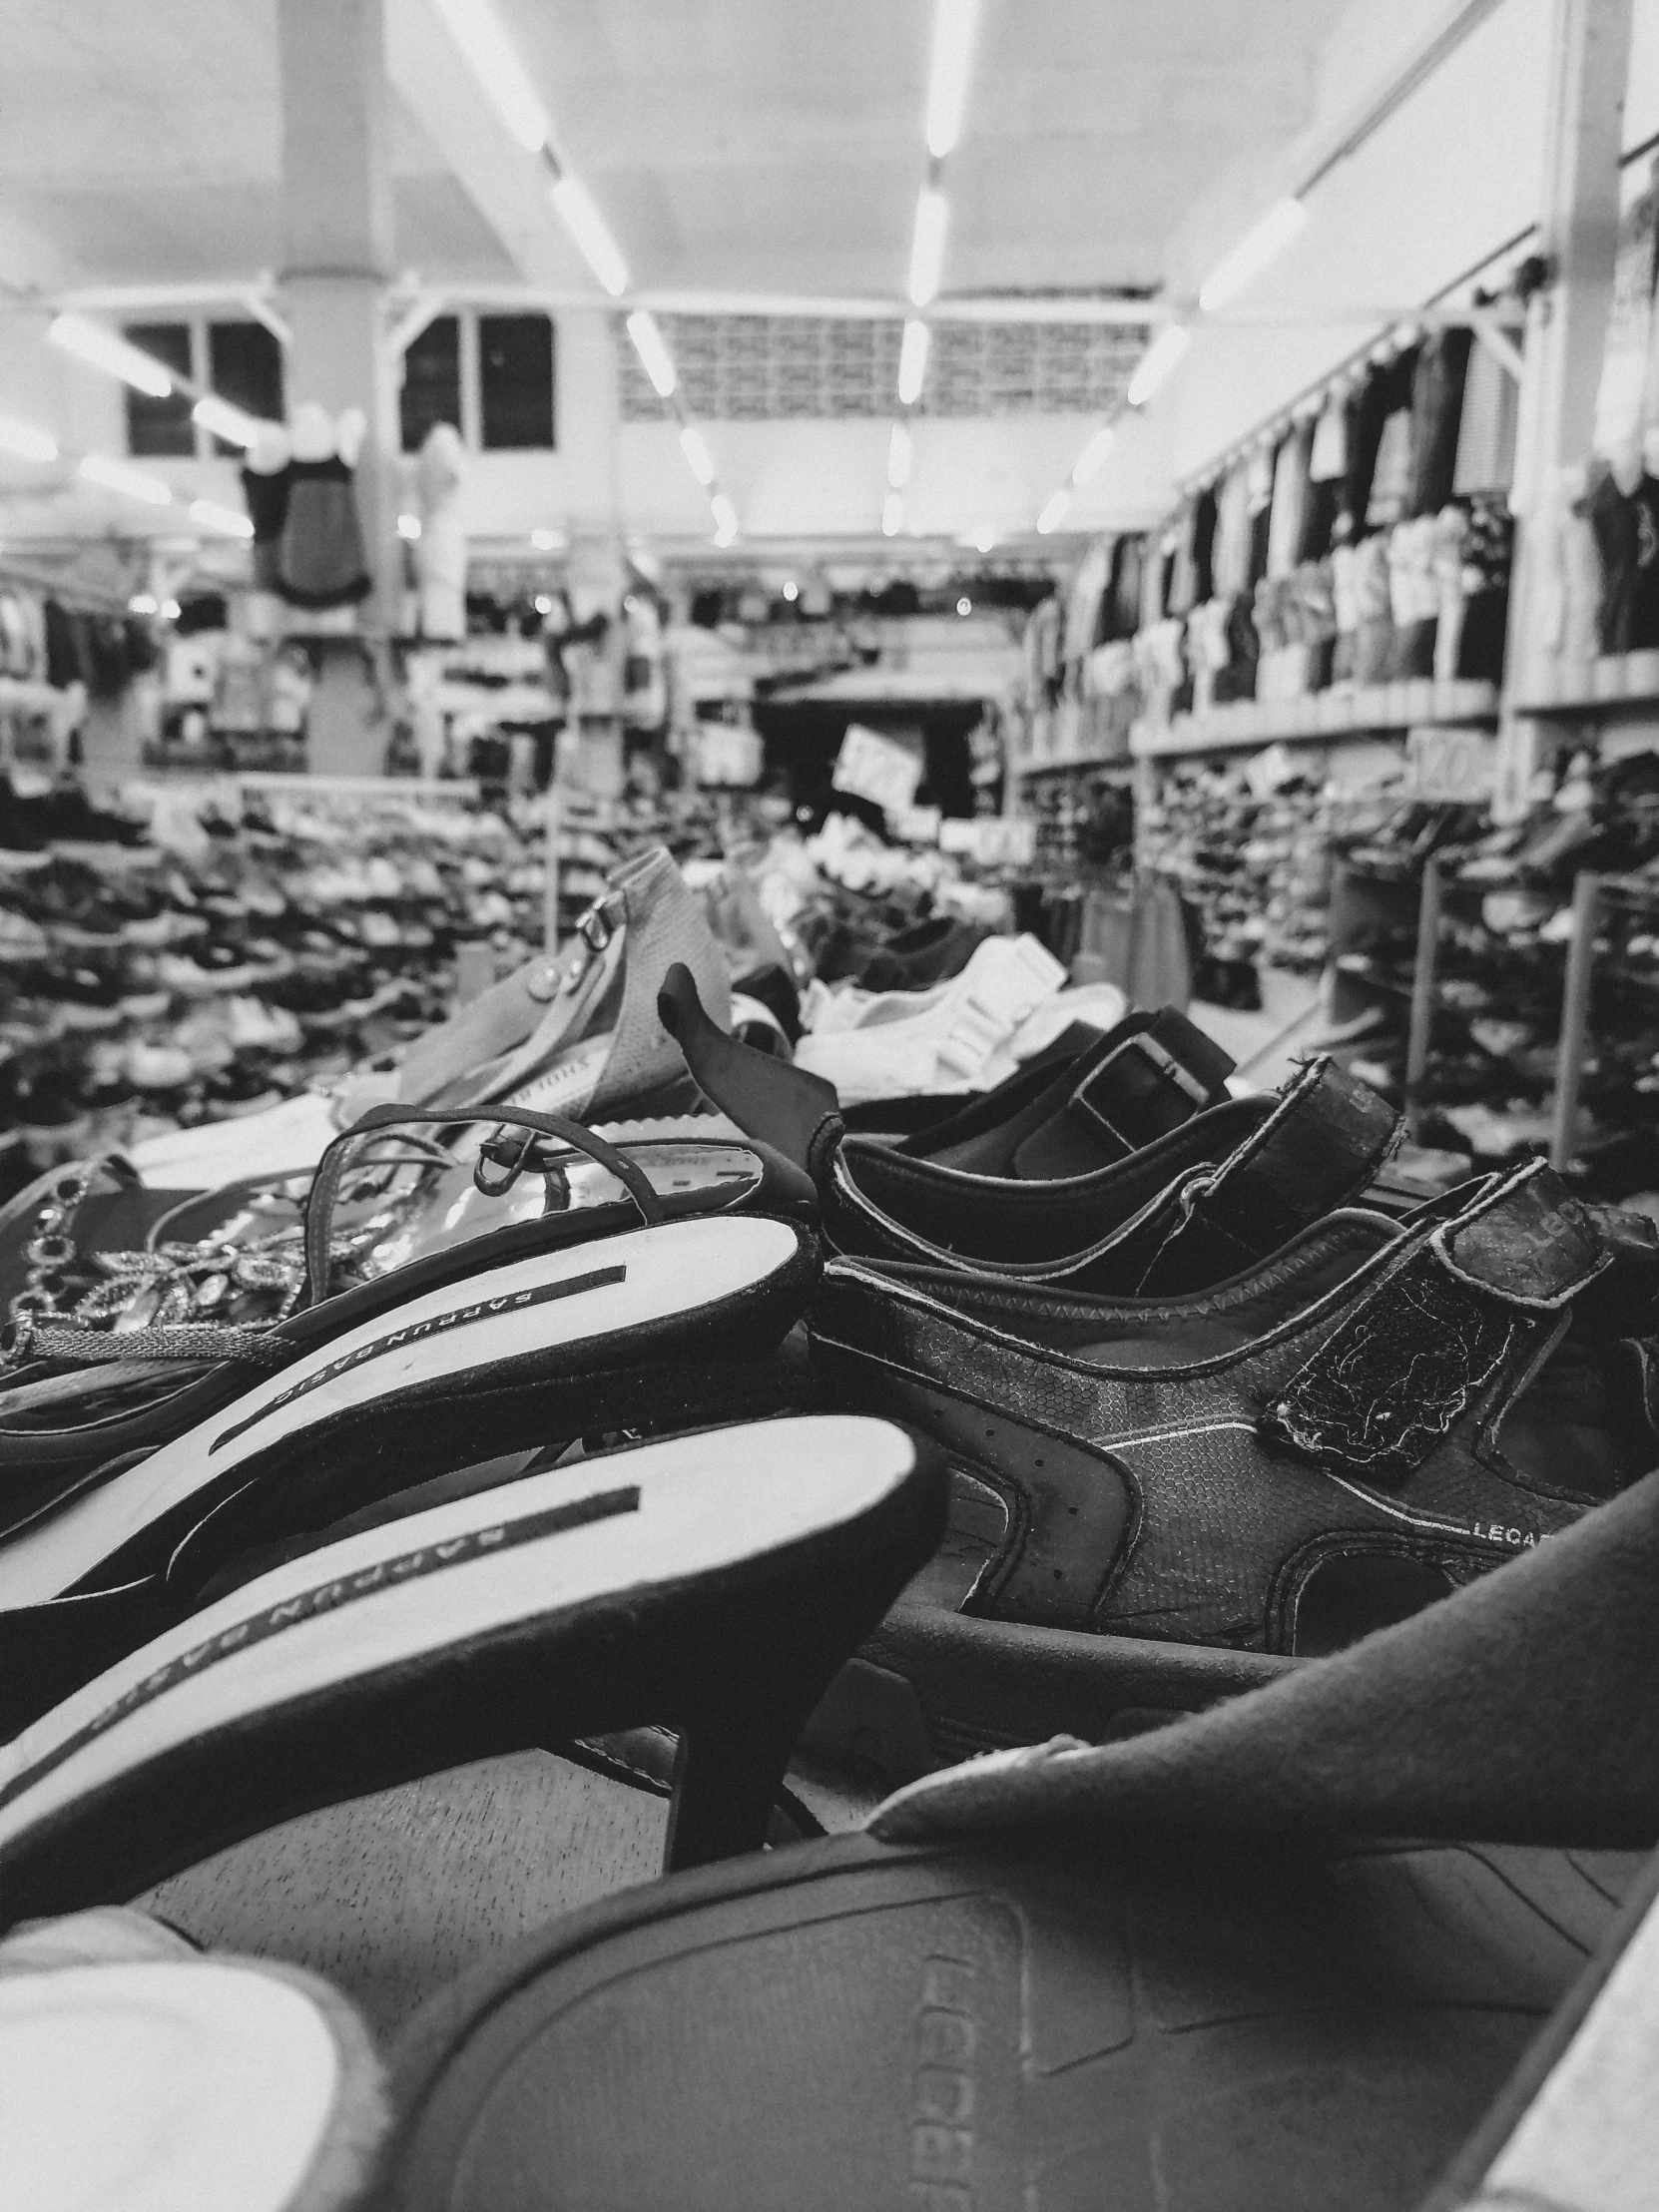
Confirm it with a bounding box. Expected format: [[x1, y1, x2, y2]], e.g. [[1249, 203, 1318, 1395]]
[[831, 723, 923, 816]]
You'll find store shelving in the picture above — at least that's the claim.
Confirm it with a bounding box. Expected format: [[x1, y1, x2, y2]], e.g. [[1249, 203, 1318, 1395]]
[[1129, 681, 1499, 761]]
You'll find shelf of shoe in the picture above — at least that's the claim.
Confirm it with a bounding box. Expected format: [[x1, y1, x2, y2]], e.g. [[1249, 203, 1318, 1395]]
[[1129, 680, 1499, 760], [1511, 650, 1659, 718], [1549, 872, 1659, 1171]]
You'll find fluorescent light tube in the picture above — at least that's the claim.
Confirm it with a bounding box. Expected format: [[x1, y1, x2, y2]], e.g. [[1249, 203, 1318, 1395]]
[[679, 425, 715, 485], [1070, 425, 1115, 486], [887, 422, 912, 489], [397, 512, 422, 540], [50, 315, 174, 399], [0, 414, 57, 463], [190, 498, 254, 538], [881, 491, 904, 537], [550, 176, 630, 297], [530, 527, 565, 550], [967, 523, 995, 553], [897, 318, 930, 406], [925, 0, 979, 160], [1198, 196, 1308, 314], [1035, 489, 1072, 535], [908, 187, 949, 308], [192, 394, 264, 447], [78, 453, 172, 505], [626, 309, 677, 397], [1125, 323, 1190, 408], [711, 492, 738, 546], [432, 0, 551, 152]]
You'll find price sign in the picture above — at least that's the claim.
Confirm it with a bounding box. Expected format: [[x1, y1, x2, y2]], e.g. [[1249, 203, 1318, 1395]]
[[1406, 726, 1496, 804], [831, 723, 923, 816]]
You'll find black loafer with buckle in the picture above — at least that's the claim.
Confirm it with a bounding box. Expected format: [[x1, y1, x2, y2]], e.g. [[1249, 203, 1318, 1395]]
[[808, 1159, 1659, 1775]]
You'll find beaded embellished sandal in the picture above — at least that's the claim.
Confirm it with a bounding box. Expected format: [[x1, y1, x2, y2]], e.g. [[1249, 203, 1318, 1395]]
[[0, 1107, 815, 1482]]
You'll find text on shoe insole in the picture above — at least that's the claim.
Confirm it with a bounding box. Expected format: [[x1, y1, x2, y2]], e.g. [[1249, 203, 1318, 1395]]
[[0, 1484, 642, 1819], [211, 1265, 628, 1452]]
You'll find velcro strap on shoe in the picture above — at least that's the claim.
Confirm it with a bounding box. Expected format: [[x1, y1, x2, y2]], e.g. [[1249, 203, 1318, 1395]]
[[1013, 1009, 1235, 1179], [1260, 1159, 1608, 1481], [1139, 1057, 1400, 1294]]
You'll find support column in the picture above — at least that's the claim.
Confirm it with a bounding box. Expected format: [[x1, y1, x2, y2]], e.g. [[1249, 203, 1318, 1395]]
[[276, 0, 401, 773], [557, 309, 627, 796], [1494, 0, 1633, 815]]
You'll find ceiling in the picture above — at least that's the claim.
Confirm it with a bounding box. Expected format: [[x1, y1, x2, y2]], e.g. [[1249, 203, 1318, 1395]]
[[0, 0, 1355, 300]]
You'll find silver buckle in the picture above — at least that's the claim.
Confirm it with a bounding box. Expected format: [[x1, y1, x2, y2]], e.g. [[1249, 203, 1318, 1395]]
[[525, 890, 626, 1003]]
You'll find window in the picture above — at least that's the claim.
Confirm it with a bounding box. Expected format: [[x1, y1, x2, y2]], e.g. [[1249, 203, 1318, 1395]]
[[123, 323, 194, 456], [400, 315, 461, 453], [479, 313, 554, 449], [207, 321, 284, 452]]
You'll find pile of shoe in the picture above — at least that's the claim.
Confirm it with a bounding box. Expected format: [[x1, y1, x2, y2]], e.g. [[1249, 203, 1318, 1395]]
[[1, 848, 1656, 2209]]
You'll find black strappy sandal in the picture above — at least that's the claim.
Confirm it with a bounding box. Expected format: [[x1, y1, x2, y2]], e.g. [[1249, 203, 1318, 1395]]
[[0, 1107, 815, 1483]]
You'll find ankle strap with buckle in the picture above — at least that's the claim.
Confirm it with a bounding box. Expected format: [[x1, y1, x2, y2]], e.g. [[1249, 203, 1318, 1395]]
[[1014, 1009, 1234, 1179]]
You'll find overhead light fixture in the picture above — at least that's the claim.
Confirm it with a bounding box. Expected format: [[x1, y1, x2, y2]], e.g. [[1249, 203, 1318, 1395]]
[[534, 593, 554, 614], [968, 523, 995, 553], [782, 579, 799, 601], [1070, 424, 1116, 487], [77, 453, 172, 506], [1035, 489, 1072, 534], [192, 395, 265, 448], [49, 314, 174, 399], [887, 422, 913, 490], [549, 175, 630, 297], [626, 308, 677, 398], [881, 491, 903, 537], [0, 413, 57, 463], [679, 424, 716, 485], [1197, 196, 1308, 313], [530, 526, 564, 551], [908, 186, 949, 307], [161, 597, 181, 621], [956, 596, 971, 616], [128, 592, 159, 616], [396, 512, 422, 541], [190, 497, 254, 539], [431, 0, 551, 152], [711, 492, 739, 546], [897, 317, 930, 406], [924, 0, 979, 160], [1125, 323, 1190, 408]]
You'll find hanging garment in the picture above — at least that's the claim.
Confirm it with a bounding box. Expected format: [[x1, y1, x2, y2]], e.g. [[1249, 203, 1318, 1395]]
[[1062, 540, 1112, 663], [1330, 539, 1361, 683], [241, 463, 290, 597], [1103, 534, 1144, 643], [1432, 505, 1470, 683], [1212, 462, 1253, 598], [1352, 533, 1395, 684], [276, 457, 372, 610], [1170, 489, 1217, 615], [1267, 424, 1312, 577], [1457, 496, 1514, 682], [1592, 167, 1659, 475], [414, 423, 468, 642], [1310, 393, 1349, 483], [1586, 466, 1659, 653], [1386, 515, 1440, 677], [1408, 328, 1474, 517], [1344, 352, 1416, 533], [1367, 410, 1415, 527], [1453, 337, 1521, 496]]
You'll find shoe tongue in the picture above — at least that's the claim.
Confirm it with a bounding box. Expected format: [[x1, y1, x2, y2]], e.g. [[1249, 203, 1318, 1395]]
[[1009, 1008, 1235, 1180]]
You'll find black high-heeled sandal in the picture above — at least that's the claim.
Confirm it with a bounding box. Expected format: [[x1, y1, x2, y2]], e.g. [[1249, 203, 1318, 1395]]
[[0, 1413, 946, 1925], [0, 1106, 816, 1482], [0, 1208, 821, 1728]]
